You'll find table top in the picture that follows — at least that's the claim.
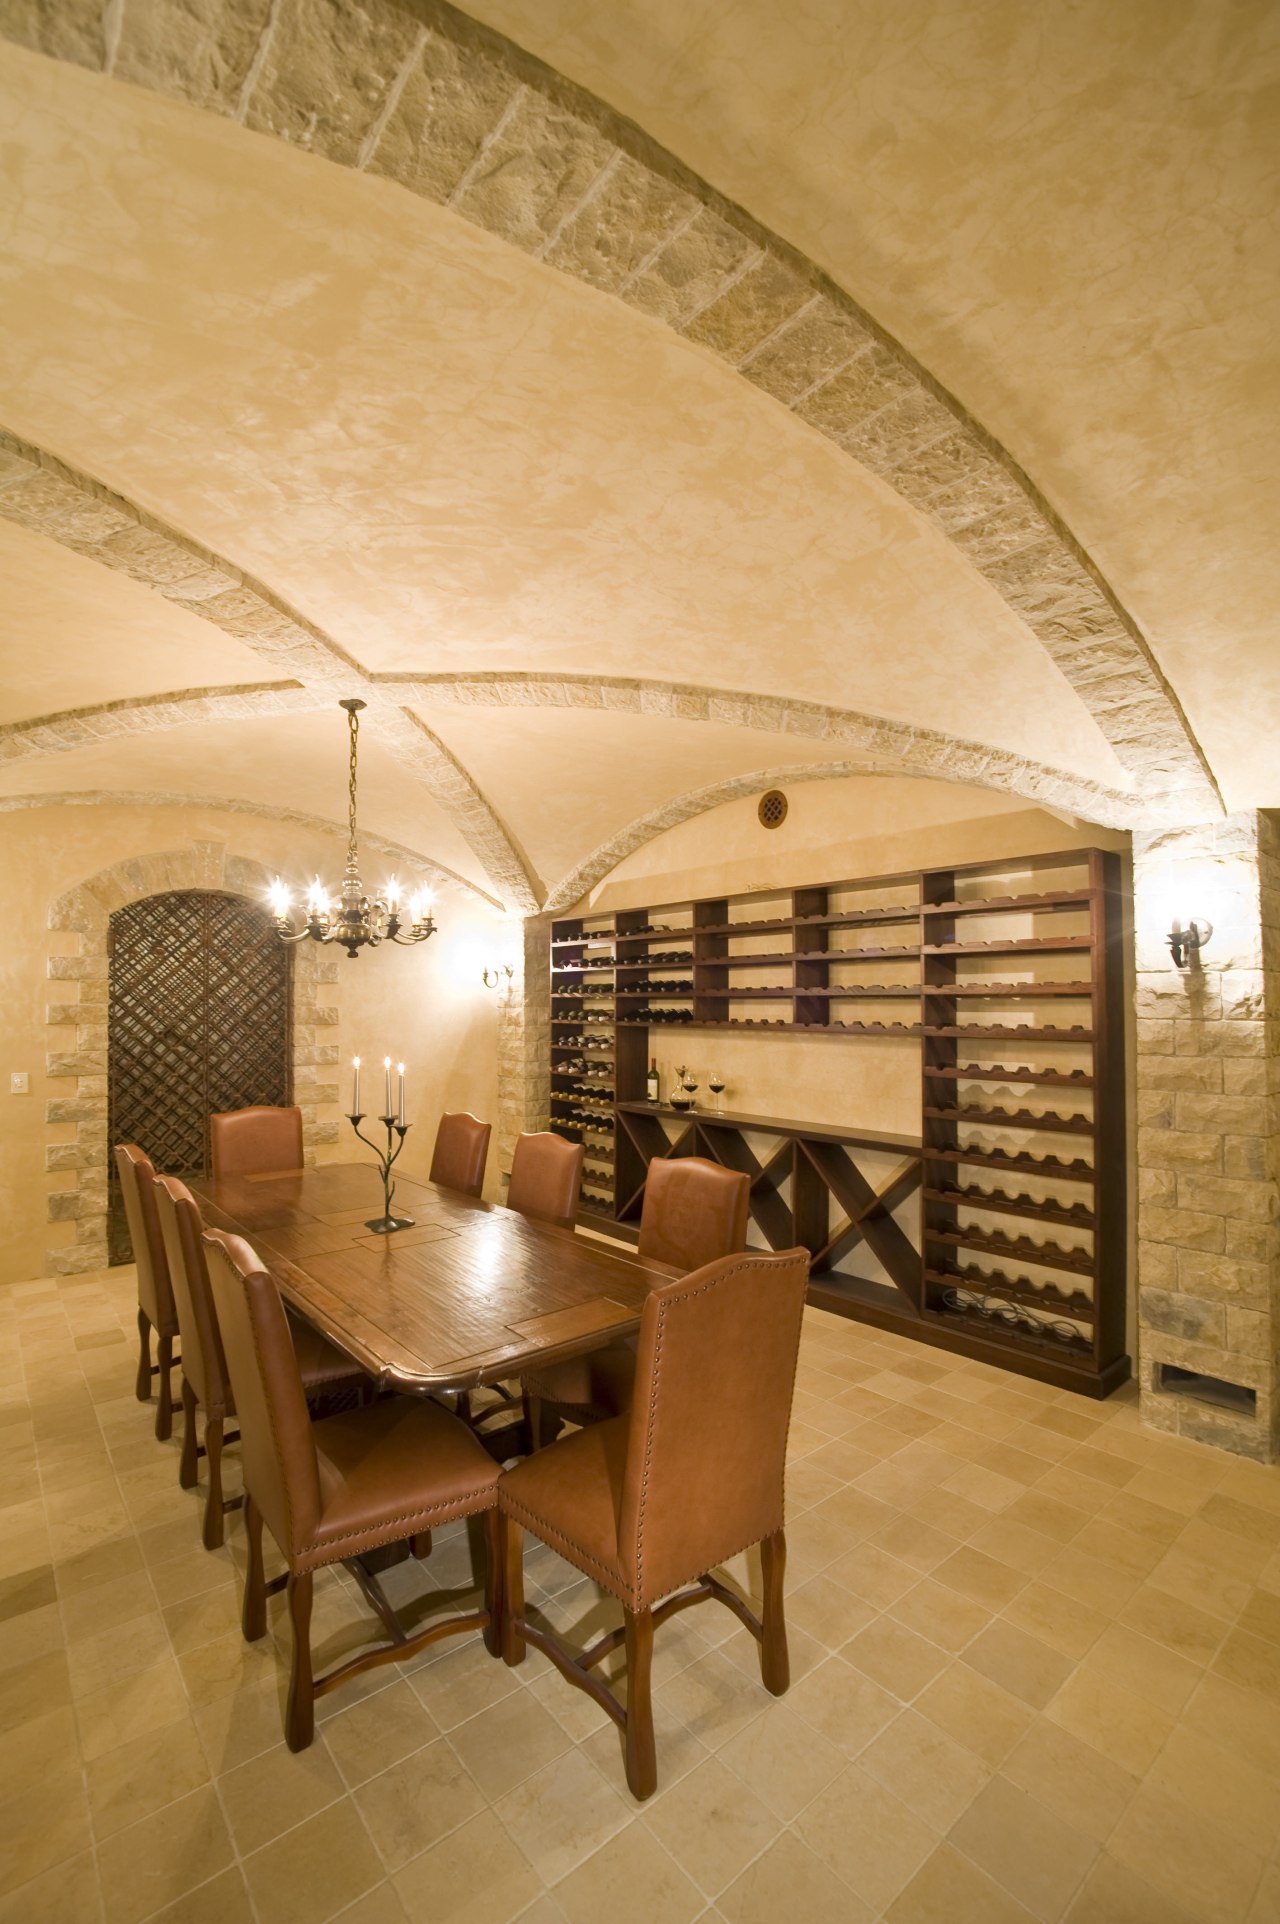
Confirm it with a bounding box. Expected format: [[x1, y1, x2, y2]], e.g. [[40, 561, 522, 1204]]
[[190, 1161, 677, 1393]]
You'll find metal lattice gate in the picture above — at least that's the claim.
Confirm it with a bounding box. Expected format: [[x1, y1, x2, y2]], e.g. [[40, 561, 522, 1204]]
[[107, 890, 293, 1264]]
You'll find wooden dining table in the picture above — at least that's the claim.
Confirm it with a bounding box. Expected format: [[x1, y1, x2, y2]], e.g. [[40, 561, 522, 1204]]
[[189, 1161, 676, 1401]]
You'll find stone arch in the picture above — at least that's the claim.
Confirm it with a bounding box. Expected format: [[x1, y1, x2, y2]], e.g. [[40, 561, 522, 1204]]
[[44, 839, 339, 1277], [0, 0, 1219, 820]]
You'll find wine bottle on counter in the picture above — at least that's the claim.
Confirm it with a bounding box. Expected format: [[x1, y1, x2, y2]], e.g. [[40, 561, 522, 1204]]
[[646, 1057, 660, 1104]]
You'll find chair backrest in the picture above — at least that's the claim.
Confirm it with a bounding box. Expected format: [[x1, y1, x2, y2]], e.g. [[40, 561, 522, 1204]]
[[209, 1105, 304, 1181], [202, 1228, 321, 1559], [637, 1156, 750, 1273], [113, 1143, 176, 1332], [153, 1175, 230, 1416], [429, 1112, 492, 1198], [619, 1247, 810, 1609], [507, 1132, 584, 1230]]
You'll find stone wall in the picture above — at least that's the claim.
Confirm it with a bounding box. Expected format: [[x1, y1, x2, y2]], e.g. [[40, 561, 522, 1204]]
[[494, 914, 552, 1185], [1133, 811, 1280, 1460]]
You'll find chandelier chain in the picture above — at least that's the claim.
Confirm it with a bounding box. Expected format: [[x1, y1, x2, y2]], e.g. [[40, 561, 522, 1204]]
[[347, 704, 360, 859]]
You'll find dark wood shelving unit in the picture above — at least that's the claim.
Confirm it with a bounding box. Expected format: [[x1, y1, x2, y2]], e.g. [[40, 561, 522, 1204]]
[[549, 846, 1128, 1395]]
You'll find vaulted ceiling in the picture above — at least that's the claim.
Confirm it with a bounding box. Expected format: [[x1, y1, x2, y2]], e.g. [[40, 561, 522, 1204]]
[[1, 0, 1275, 912]]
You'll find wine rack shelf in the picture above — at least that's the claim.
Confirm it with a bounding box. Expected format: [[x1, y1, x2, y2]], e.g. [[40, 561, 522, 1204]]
[[549, 845, 1128, 1396]]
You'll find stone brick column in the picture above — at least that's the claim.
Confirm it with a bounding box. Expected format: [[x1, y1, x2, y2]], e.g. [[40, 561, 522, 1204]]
[[494, 914, 552, 1187], [1133, 811, 1279, 1460]]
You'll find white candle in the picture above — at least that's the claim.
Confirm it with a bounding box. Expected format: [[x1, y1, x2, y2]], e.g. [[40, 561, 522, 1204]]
[[398, 1063, 406, 1125], [383, 1056, 392, 1118], [352, 1056, 361, 1115]]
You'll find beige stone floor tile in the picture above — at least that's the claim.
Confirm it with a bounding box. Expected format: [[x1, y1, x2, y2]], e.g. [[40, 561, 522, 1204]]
[[583, 1693, 708, 1797], [934, 1545, 1028, 1611], [0, 1645, 70, 1733], [858, 1706, 991, 1831], [0, 1849, 104, 1924], [353, 1735, 487, 1872], [1003, 1720, 1139, 1846], [1238, 1586, 1280, 1645], [1212, 1624, 1280, 1702], [644, 1752, 781, 1898], [1118, 1582, 1228, 1665], [524, 1659, 611, 1743], [785, 1651, 900, 1757], [58, 1569, 156, 1644], [784, 1570, 876, 1649], [68, 1608, 171, 1698], [407, 1634, 524, 1729], [883, 1840, 1038, 1923], [176, 1623, 279, 1708], [143, 1867, 256, 1924], [1045, 1664, 1174, 1778], [797, 1762, 938, 1911], [0, 1758, 92, 1897], [1084, 1622, 1203, 1715], [824, 1541, 919, 1608], [450, 1682, 575, 1801], [949, 1773, 1097, 1922], [323, 1677, 439, 1788], [218, 1734, 346, 1854], [54, 1536, 144, 1597], [841, 1613, 950, 1701], [1179, 1516, 1273, 1583], [888, 1576, 992, 1652], [655, 1647, 768, 1752], [393, 1807, 543, 1923], [243, 1798, 384, 1924], [1148, 1723, 1280, 1859], [194, 1675, 290, 1773], [1108, 1779, 1267, 1924], [915, 1661, 1034, 1767], [97, 1784, 235, 1924], [866, 1513, 963, 1575], [718, 1830, 873, 1924], [162, 1584, 242, 1656], [968, 1515, 1066, 1578], [1063, 1850, 1201, 1924], [147, 1547, 236, 1609], [1199, 1493, 1280, 1548], [0, 1597, 63, 1671], [996, 1581, 1106, 1664], [1147, 1541, 1254, 1621], [1246, 1862, 1280, 1924], [717, 1699, 845, 1820], [1036, 1545, 1142, 1618], [494, 1747, 631, 1885], [1182, 1670, 1280, 1780], [963, 1618, 1074, 1709], [552, 1820, 703, 1924], [86, 1712, 211, 1839], [908, 1486, 996, 1544]]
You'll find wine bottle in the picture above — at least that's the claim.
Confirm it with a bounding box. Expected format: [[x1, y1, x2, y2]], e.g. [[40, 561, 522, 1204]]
[[646, 1056, 660, 1104]]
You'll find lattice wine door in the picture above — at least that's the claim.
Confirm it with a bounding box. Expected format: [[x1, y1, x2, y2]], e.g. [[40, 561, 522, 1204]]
[[108, 890, 293, 1263]]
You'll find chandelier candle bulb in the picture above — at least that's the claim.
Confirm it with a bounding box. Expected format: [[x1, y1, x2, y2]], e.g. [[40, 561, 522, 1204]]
[[352, 1056, 361, 1115], [383, 1056, 392, 1119]]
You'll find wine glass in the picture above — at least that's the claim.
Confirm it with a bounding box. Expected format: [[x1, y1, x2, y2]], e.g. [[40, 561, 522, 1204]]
[[682, 1068, 699, 1111], [709, 1070, 726, 1113]]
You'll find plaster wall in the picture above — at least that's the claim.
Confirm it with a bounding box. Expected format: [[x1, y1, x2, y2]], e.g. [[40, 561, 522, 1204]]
[[0, 800, 503, 1286]]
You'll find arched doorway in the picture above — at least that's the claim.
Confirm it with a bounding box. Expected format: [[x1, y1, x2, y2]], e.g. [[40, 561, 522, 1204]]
[[107, 889, 293, 1262]]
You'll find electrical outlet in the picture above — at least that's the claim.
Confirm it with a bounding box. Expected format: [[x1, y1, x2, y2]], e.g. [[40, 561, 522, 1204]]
[[10, 1072, 29, 1095]]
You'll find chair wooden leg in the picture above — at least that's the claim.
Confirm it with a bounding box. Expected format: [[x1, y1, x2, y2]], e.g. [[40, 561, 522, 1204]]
[[409, 1531, 432, 1560], [178, 1378, 199, 1490], [482, 1508, 504, 1658], [285, 1571, 315, 1752], [759, 1528, 789, 1697], [154, 1330, 175, 1442], [135, 1309, 152, 1402], [623, 1608, 657, 1801], [501, 1515, 525, 1667], [242, 1494, 267, 1642], [202, 1416, 226, 1552]]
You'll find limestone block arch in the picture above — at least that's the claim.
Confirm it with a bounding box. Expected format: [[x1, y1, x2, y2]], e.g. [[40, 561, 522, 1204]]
[[43, 838, 340, 1277]]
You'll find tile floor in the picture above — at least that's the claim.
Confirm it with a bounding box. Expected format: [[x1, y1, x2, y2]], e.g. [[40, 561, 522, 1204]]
[[2, 1262, 1280, 1924]]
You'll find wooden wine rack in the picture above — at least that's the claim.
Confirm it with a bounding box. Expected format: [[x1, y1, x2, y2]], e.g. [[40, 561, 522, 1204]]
[[549, 847, 1128, 1395]]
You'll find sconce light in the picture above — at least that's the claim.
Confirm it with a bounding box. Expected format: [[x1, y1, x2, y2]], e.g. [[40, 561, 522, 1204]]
[[1167, 918, 1211, 970], [482, 963, 514, 991]]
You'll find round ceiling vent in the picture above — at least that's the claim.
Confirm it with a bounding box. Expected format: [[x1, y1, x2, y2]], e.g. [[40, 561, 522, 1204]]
[[758, 789, 788, 830]]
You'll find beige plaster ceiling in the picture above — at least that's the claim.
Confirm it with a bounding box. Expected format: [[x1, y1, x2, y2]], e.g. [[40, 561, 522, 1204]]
[[470, 0, 1280, 807], [0, 519, 277, 724], [0, 709, 492, 892]]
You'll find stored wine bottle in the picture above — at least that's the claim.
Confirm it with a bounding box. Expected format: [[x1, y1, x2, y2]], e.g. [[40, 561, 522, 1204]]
[[646, 1056, 660, 1103]]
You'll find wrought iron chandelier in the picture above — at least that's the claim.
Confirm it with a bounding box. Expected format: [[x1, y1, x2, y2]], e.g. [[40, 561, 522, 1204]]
[[268, 698, 436, 959]]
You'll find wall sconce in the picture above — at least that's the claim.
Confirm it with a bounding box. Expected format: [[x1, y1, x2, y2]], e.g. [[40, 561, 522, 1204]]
[[482, 963, 514, 991], [1167, 918, 1211, 969]]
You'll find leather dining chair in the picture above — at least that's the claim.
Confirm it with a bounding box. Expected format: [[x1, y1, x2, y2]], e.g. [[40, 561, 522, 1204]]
[[498, 1245, 811, 1800], [154, 1175, 370, 1549], [115, 1143, 181, 1441], [521, 1154, 750, 1445], [209, 1103, 304, 1180], [506, 1130, 584, 1230], [203, 1227, 504, 1752], [429, 1111, 492, 1198]]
